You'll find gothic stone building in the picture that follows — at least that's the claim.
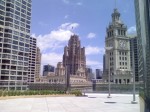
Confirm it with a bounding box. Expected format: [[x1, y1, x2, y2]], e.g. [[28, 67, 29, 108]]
[[63, 34, 88, 84]]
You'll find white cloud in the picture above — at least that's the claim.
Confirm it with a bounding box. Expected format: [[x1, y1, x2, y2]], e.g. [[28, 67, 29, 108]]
[[86, 59, 103, 69], [127, 26, 137, 34], [62, 0, 83, 6], [85, 46, 105, 55], [87, 33, 96, 39], [42, 53, 63, 66], [32, 22, 79, 53], [59, 23, 79, 30]]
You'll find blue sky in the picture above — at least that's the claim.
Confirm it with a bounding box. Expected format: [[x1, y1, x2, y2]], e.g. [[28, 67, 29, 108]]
[[31, 0, 136, 71]]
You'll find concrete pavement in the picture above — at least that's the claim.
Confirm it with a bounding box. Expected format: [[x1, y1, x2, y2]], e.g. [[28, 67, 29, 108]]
[[0, 93, 139, 112]]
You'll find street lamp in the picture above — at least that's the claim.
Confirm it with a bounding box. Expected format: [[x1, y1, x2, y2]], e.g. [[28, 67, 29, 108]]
[[105, 47, 113, 98], [131, 45, 138, 104]]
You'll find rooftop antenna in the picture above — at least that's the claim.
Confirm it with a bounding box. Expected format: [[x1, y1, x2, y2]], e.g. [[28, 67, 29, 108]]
[[71, 26, 75, 35], [115, 0, 117, 9]]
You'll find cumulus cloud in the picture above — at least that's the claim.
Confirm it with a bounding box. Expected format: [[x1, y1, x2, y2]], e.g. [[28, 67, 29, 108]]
[[127, 26, 137, 34], [62, 0, 83, 6], [32, 22, 79, 53], [59, 23, 79, 30], [86, 59, 103, 69], [87, 33, 96, 39], [32, 22, 79, 69], [85, 46, 105, 55], [42, 53, 63, 66]]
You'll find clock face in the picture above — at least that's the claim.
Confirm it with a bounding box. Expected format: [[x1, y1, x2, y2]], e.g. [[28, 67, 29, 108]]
[[119, 40, 126, 49]]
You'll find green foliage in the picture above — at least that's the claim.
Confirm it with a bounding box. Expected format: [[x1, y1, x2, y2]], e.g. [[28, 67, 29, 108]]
[[0, 90, 65, 97], [70, 90, 82, 96]]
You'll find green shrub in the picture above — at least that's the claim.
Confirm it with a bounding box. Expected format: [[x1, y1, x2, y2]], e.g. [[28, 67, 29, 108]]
[[70, 90, 82, 96]]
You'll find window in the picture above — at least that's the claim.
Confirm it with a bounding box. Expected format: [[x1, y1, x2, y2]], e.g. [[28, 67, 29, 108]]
[[12, 50, 17, 54], [13, 35, 18, 40], [14, 25, 19, 29], [11, 60, 17, 65], [19, 47, 24, 51], [13, 40, 18, 45], [1, 70, 9, 75], [3, 44, 11, 48], [12, 45, 18, 50], [19, 42, 24, 46], [18, 61, 23, 65], [12, 55, 17, 60]]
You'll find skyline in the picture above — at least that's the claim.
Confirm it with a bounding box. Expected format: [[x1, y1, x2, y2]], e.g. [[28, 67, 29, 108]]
[[31, 0, 136, 71]]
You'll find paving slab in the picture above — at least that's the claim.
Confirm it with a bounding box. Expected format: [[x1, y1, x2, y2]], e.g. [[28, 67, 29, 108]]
[[0, 93, 140, 112]]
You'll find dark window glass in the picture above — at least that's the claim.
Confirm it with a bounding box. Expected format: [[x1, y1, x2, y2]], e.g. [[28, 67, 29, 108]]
[[0, 21, 4, 25], [0, 5, 5, 10], [3, 44, 11, 48], [3, 49, 11, 53], [12, 45, 18, 50], [4, 34, 12, 38], [13, 40, 18, 45], [19, 42, 24, 46]]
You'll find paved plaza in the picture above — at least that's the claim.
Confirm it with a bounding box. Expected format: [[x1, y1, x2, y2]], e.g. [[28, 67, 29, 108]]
[[0, 93, 139, 112]]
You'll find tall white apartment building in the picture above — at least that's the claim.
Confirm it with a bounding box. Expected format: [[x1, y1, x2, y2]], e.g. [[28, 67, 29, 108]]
[[0, 0, 32, 90]]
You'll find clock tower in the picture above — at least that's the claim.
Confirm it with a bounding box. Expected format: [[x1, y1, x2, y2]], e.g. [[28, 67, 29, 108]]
[[103, 9, 132, 84]]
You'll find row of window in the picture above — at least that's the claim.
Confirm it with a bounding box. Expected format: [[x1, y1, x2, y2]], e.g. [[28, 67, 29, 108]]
[[0, 49, 29, 57], [6, 2, 31, 12], [1, 70, 28, 75], [119, 62, 127, 66], [119, 56, 127, 60], [5, 17, 31, 25], [107, 29, 126, 37], [0, 37, 30, 44], [119, 51, 127, 55], [0, 60, 28, 66], [0, 30, 30, 38], [7, 0, 31, 8], [6, 7, 31, 17]]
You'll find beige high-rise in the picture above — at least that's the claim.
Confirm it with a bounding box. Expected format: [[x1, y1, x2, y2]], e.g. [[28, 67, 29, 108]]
[[103, 9, 132, 84], [35, 47, 41, 82]]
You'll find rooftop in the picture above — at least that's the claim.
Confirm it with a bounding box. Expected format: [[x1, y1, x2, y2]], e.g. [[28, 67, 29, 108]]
[[0, 93, 139, 112]]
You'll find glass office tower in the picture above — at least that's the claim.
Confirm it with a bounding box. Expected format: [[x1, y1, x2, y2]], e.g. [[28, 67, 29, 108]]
[[0, 0, 31, 90], [135, 0, 150, 111]]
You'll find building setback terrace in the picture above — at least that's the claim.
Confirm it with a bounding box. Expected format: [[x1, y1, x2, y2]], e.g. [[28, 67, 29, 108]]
[[0, 93, 139, 112]]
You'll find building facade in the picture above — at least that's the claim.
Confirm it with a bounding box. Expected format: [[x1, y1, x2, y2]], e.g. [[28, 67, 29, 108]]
[[96, 69, 102, 79], [86, 67, 94, 81], [135, 0, 150, 111], [43, 64, 55, 76], [35, 47, 41, 82], [63, 34, 87, 84], [28, 37, 36, 82], [0, 0, 32, 90], [103, 8, 132, 84], [129, 35, 139, 82]]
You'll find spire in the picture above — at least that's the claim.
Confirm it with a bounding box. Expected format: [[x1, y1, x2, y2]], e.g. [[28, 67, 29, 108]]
[[111, 8, 120, 23], [115, 0, 117, 9]]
